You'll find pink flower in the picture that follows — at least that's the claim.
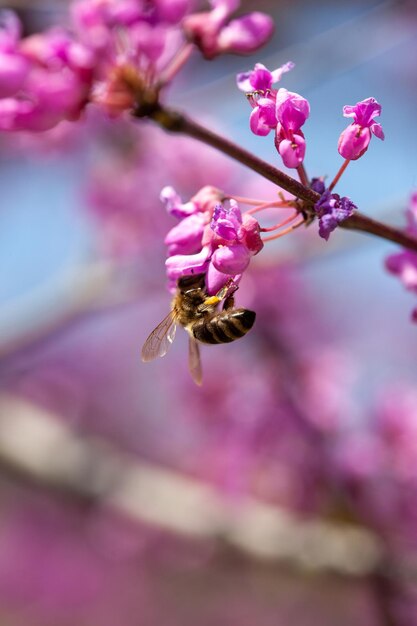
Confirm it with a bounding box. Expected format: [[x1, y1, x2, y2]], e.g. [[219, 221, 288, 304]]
[[249, 97, 276, 136], [204, 200, 263, 293], [166, 245, 212, 287], [163, 192, 263, 295], [163, 186, 224, 270], [275, 89, 310, 131], [165, 214, 208, 256], [0, 15, 93, 132], [386, 193, 417, 320], [236, 61, 294, 93], [0, 11, 29, 98], [237, 62, 294, 137], [183, 0, 274, 60], [274, 89, 310, 168], [338, 97, 384, 160]]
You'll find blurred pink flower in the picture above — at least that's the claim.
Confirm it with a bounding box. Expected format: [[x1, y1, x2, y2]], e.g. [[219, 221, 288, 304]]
[[183, 0, 274, 59], [386, 192, 417, 319]]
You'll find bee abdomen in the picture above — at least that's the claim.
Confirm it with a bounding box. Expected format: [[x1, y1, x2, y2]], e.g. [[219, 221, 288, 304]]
[[192, 309, 256, 344]]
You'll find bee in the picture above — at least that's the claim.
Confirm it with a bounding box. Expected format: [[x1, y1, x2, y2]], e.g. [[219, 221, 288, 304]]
[[141, 274, 256, 385]]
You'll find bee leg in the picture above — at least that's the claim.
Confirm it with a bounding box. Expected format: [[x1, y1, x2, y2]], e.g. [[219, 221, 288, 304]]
[[222, 295, 235, 311]]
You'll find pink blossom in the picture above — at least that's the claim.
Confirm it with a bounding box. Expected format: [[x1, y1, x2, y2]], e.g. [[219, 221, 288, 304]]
[[0, 11, 29, 98], [204, 200, 263, 293], [183, 0, 273, 60], [216, 12, 274, 56], [338, 97, 384, 160], [275, 133, 306, 168], [274, 89, 310, 168], [0, 15, 93, 131], [275, 88, 310, 131], [160, 186, 200, 218], [249, 97, 276, 136], [165, 245, 212, 285], [236, 61, 294, 93], [165, 213, 208, 256], [386, 193, 417, 320], [164, 193, 263, 295]]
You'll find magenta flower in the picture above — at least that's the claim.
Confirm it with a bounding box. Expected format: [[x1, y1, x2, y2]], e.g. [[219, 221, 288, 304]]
[[274, 89, 310, 168], [237, 62, 294, 138], [249, 97, 276, 136], [164, 214, 208, 256], [275, 89, 310, 131], [160, 186, 200, 219], [386, 193, 417, 319], [162, 186, 224, 256], [204, 200, 263, 293], [313, 184, 357, 240], [0, 14, 93, 132], [163, 191, 263, 295], [0, 11, 29, 98], [183, 0, 274, 60], [236, 61, 294, 93], [338, 97, 384, 160], [166, 245, 212, 287]]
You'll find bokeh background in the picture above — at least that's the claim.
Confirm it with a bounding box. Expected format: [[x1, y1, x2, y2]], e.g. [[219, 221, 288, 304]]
[[1, 0, 417, 624]]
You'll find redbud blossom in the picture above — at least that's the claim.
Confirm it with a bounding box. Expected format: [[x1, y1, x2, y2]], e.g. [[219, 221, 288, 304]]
[[236, 61, 294, 93], [237, 61, 294, 137], [338, 97, 384, 160], [164, 191, 263, 295], [0, 12, 93, 131], [204, 201, 263, 293], [386, 193, 417, 320], [183, 1, 274, 60], [274, 89, 310, 168], [312, 180, 357, 240], [0, 11, 29, 98]]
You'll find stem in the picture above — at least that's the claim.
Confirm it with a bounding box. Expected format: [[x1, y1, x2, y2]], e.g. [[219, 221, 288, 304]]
[[339, 212, 417, 251], [296, 163, 309, 187], [262, 218, 305, 242], [230, 195, 267, 206], [260, 211, 299, 233], [329, 159, 350, 192], [135, 105, 417, 254], [157, 43, 194, 88], [245, 200, 294, 215]]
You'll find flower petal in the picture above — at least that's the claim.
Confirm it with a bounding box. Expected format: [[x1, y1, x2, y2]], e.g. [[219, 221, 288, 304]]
[[212, 243, 250, 274]]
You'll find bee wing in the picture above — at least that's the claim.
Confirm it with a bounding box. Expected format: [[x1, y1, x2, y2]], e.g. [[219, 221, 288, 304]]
[[141, 310, 177, 362], [188, 337, 203, 386]]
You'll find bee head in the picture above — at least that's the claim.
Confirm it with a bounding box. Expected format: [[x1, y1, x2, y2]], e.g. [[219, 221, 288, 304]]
[[177, 273, 206, 293]]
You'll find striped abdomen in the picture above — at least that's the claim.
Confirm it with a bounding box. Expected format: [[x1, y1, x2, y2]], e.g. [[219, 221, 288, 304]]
[[191, 308, 256, 344]]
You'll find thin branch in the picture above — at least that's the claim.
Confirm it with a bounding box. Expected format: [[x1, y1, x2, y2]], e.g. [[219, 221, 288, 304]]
[[137, 105, 417, 254]]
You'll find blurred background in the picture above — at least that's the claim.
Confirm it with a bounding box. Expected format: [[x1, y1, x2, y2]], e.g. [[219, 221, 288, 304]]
[[1, 0, 417, 624]]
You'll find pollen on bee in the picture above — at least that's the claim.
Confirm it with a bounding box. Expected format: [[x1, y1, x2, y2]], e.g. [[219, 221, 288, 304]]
[[204, 296, 221, 306]]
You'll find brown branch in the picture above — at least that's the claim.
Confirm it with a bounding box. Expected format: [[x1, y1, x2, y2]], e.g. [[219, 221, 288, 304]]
[[136, 105, 417, 254]]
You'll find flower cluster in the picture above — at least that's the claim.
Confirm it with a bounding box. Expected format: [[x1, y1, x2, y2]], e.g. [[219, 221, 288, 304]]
[[0, 1, 274, 131], [162, 186, 264, 294], [386, 192, 417, 320], [312, 179, 357, 240], [238, 62, 385, 182], [237, 62, 310, 169], [0, 11, 94, 131]]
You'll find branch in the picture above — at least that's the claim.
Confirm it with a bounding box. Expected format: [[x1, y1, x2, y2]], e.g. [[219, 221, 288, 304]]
[[138, 105, 417, 254]]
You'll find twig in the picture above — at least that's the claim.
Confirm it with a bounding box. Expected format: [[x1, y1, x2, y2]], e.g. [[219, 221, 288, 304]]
[[135, 105, 417, 254]]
